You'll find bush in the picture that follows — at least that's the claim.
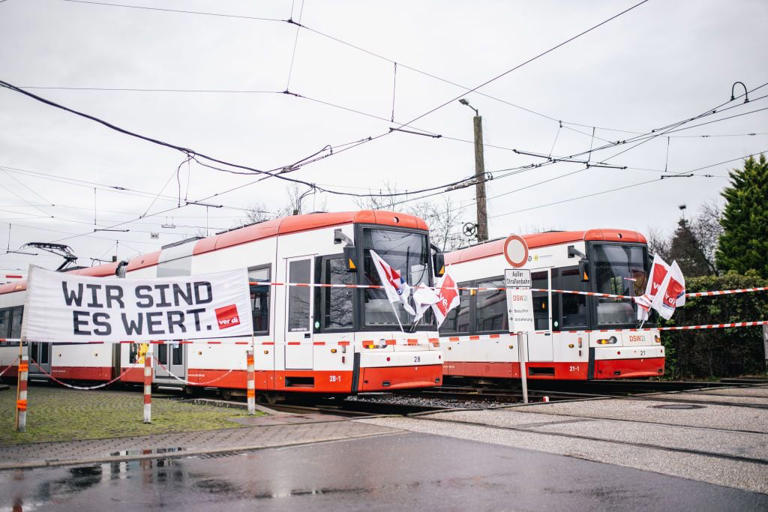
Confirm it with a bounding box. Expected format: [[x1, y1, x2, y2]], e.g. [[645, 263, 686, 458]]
[[661, 270, 768, 379]]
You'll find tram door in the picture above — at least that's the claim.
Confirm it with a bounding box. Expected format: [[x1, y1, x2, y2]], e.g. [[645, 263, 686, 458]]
[[29, 342, 51, 376], [528, 269, 554, 361], [284, 257, 314, 370], [155, 343, 186, 381]]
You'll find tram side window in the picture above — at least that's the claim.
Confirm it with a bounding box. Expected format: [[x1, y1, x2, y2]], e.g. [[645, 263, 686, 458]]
[[475, 278, 508, 333], [558, 267, 587, 329], [440, 284, 471, 334], [0, 309, 8, 337], [9, 307, 23, 338], [157, 344, 168, 365], [531, 272, 549, 331], [316, 257, 354, 330], [288, 260, 311, 331], [129, 343, 150, 364], [249, 266, 271, 335]]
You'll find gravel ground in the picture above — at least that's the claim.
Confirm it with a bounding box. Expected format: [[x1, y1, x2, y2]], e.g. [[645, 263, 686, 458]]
[[347, 392, 515, 410]]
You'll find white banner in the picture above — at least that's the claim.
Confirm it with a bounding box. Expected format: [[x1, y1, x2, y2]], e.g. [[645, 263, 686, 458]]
[[21, 266, 253, 343]]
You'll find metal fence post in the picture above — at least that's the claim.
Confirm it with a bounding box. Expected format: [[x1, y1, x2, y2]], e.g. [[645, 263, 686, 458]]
[[518, 332, 528, 404]]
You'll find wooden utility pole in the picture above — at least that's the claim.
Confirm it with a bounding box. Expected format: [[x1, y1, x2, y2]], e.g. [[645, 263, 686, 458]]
[[459, 98, 489, 242], [472, 113, 489, 242]]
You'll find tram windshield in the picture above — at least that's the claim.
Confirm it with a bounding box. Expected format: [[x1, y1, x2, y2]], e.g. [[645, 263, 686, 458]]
[[591, 243, 648, 327], [361, 228, 434, 329]]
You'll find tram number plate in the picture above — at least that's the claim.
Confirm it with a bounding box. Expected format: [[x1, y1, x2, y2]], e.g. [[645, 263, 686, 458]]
[[569, 365, 580, 373], [414, 356, 421, 363], [329, 375, 342, 383]]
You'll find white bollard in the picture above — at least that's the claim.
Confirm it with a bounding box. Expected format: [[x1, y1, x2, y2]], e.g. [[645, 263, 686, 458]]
[[246, 350, 256, 415], [16, 344, 28, 433], [143, 346, 153, 424]]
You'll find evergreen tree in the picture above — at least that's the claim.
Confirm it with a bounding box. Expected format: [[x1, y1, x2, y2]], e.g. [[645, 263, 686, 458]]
[[668, 218, 715, 276], [716, 154, 768, 278]]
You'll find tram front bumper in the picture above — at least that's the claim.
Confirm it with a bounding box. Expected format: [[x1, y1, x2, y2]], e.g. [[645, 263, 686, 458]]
[[357, 349, 443, 391], [592, 345, 665, 379]]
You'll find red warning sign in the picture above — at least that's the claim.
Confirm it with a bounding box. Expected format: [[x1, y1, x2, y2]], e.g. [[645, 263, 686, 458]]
[[503, 234, 529, 268]]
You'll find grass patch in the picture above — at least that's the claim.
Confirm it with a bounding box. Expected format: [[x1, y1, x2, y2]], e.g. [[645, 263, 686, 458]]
[[0, 385, 262, 445]]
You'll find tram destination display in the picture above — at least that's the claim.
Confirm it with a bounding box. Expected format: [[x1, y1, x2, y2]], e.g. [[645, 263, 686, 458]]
[[21, 266, 252, 343]]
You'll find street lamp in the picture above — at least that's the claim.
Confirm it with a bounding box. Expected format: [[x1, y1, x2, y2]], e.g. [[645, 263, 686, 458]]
[[458, 98, 488, 242], [458, 98, 478, 116]]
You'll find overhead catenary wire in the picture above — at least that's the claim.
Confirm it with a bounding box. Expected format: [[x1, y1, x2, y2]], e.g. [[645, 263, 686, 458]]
[[0, 163, 255, 212], [60, 0, 649, 135], [487, 149, 768, 220], [388, 0, 650, 132], [392, 97, 767, 213], [3, 5, 760, 246], [456, 83, 768, 211], [284, 0, 305, 90], [0, 77, 489, 203], [10, 72, 757, 230], [61, 0, 284, 22]]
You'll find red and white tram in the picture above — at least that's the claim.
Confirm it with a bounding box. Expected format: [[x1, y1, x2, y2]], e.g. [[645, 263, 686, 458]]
[[0, 211, 444, 395], [439, 229, 664, 380]]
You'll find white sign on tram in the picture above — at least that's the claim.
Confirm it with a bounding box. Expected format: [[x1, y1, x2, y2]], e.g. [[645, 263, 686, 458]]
[[504, 268, 535, 333]]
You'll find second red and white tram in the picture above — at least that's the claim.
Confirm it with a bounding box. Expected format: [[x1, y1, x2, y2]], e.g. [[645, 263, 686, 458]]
[[0, 210, 444, 395], [439, 229, 664, 380]]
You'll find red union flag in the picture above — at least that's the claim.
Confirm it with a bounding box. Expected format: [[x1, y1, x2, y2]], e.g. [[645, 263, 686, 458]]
[[432, 272, 460, 328], [652, 261, 686, 320], [215, 304, 241, 329], [636, 256, 670, 322], [370, 249, 415, 315]]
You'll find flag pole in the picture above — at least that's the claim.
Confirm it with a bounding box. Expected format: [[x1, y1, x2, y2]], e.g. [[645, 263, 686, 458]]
[[391, 304, 405, 333]]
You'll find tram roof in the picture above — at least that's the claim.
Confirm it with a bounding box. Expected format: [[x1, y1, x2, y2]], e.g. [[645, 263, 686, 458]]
[[0, 210, 428, 295], [446, 229, 647, 265]]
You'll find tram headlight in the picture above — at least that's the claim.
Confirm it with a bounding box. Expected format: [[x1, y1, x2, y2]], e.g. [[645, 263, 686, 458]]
[[596, 336, 618, 345]]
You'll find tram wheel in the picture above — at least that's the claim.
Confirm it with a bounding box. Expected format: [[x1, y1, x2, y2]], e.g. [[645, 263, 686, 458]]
[[257, 392, 279, 405]]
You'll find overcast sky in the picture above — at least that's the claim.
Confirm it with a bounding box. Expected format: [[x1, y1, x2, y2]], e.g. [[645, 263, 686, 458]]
[[1, 0, 767, 273]]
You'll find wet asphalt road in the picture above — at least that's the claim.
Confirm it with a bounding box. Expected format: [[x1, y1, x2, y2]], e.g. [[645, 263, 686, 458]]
[[1, 433, 766, 512]]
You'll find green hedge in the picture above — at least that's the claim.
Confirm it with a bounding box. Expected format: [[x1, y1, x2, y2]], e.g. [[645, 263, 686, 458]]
[[661, 271, 768, 379]]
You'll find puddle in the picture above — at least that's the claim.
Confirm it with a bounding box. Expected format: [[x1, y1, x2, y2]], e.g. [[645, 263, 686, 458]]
[[109, 446, 185, 457]]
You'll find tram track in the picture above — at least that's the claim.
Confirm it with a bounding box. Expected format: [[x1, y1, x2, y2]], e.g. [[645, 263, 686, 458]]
[[270, 399, 447, 417], [408, 414, 768, 467], [474, 407, 768, 435]]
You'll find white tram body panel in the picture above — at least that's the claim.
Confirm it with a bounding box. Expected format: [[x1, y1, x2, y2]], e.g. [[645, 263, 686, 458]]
[[0, 211, 443, 393], [440, 229, 664, 380]]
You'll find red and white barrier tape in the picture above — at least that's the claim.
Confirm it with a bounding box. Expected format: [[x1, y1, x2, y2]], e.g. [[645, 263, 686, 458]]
[[156, 361, 236, 386], [658, 320, 768, 331], [249, 281, 768, 301], [526, 320, 768, 335], [28, 358, 132, 390], [0, 364, 11, 377], [1, 338, 433, 346]]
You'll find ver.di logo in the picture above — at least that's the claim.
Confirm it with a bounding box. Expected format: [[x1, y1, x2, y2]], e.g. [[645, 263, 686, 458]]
[[215, 304, 241, 329]]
